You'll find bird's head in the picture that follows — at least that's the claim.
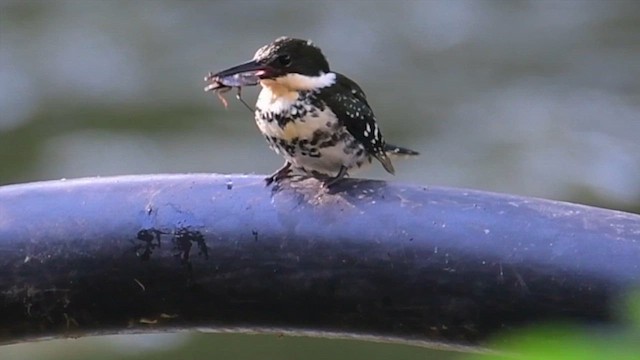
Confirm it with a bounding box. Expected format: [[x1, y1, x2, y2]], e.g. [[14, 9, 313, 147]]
[[212, 37, 336, 92]]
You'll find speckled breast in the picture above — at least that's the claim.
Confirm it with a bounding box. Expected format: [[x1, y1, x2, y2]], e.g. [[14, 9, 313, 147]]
[[255, 91, 370, 176]]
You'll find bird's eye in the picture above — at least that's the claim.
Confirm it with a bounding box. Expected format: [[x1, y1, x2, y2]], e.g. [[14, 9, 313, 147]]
[[276, 54, 291, 66]]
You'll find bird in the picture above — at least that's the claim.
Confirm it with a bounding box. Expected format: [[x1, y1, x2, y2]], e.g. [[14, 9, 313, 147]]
[[207, 36, 418, 186]]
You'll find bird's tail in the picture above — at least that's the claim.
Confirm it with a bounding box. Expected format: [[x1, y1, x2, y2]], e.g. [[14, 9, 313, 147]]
[[374, 144, 419, 175], [384, 144, 420, 158]]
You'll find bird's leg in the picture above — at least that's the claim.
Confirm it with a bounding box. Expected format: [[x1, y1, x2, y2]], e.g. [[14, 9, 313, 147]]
[[322, 165, 349, 188], [265, 161, 293, 186]]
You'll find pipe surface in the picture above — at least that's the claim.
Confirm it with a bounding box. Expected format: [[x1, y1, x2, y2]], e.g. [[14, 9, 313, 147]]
[[0, 174, 639, 348]]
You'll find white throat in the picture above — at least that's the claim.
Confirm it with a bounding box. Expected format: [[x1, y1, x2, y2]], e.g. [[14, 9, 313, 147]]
[[262, 72, 336, 92]]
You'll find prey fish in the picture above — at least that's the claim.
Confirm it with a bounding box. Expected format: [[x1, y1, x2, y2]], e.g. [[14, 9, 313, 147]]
[[204, 71, 260, 111]]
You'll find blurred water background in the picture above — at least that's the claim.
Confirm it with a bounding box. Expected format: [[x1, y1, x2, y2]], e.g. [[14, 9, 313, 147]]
[[1, 0, 639, 359]]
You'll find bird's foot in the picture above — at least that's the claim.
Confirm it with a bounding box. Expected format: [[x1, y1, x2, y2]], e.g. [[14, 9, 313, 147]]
[[321, 166, 349, 188], [265, 162, 293, 186]]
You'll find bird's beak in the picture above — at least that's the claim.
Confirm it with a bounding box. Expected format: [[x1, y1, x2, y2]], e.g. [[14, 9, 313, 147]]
[[205, 60, 276, 92], [213, 60, 273, 82]]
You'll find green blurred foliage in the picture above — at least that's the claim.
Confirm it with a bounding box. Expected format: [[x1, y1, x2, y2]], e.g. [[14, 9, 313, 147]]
[[625, 289, 640, 329], [469, 325, 639, 360], [465, 290, 640, 360]]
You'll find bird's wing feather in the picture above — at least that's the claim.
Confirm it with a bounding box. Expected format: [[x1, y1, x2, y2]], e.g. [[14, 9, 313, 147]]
[[317, 73, 394, 174]]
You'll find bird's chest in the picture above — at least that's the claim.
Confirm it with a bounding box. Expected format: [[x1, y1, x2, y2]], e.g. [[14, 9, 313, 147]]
[[255, 90, 336, 152], [254, 89, 367, 174]]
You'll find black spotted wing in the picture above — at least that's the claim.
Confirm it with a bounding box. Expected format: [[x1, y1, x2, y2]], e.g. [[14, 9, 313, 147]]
[[317, 73, 395, 174]]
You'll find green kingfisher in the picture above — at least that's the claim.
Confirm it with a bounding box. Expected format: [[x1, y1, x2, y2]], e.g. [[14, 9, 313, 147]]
[[206, 36, 418, 186]]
